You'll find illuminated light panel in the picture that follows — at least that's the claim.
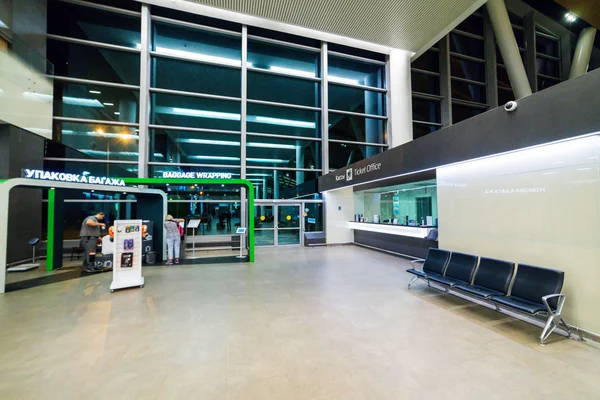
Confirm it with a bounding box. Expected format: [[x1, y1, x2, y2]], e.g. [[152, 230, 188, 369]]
[[104, 102, 114, 106], [89, 90, 101, 94], [246, 173, 271, 177], [254, 116, 315, 129], [269, 66, 315, 78], [188, 155, 241, 161], [329, 76, 360, 85], [172, 107, 241, 121], [81, 150, 139, 157], [177, 138, 297, 150], [156, 46, 241, 67], [247, 158, 288, 163], [62, 130, 139, 140]]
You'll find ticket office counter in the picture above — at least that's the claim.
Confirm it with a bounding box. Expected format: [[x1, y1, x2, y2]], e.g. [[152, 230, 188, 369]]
[[352, 178, 438, 259]]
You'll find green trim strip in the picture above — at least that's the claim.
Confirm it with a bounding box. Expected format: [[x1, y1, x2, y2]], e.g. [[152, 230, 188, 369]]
[[121, 178, 255, 262], [47, 189, 56, 271]]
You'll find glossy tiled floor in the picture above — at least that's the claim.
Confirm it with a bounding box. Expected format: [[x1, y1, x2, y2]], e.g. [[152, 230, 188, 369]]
[[1, 246, 598, 399]]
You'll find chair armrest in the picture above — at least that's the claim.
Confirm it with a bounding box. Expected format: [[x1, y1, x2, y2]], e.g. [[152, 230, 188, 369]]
[[410, 259, 425, 265], [542, 293, 565, 315]]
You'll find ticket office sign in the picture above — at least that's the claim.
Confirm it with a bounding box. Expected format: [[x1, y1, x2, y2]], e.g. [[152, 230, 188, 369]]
[[111, 219, 144, 292]]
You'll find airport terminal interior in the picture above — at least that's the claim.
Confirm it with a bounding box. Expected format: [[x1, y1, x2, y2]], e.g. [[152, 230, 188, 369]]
[[1, 0, 600, 398]]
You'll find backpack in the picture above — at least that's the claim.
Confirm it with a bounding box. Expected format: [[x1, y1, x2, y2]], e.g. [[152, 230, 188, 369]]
[[177, 223, 184, 237]]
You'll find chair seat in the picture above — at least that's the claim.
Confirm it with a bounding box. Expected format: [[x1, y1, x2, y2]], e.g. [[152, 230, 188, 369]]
[[454, 284, 505, 298], [428, 275, 468, 287], [490, 296, 547, 314], [406, 269, 429, 278]]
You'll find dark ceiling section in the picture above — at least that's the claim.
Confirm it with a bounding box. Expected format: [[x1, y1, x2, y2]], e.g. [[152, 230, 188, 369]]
[[555, 0, 600, 30]]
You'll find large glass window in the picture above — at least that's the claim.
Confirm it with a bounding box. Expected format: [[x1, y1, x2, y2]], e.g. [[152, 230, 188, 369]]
[[411, 71, 440, 95], [354, 179, 438, 226], [449, 33, 485, 59], [412, 98, 441, 124], [329, 142, 384, 170], [246, 136, 320, 170], [151, 128, 241, 166], [246, 103, 320, 138], [452, 103, 486, 124], [246, 169, 319, 200], [329, 85, 385, 115], [53, 82, 139, 123], [412, 50, 440, 73], [451, 57, 486, 82], [451, 80, 486, 104], [329, 113, 385, 144], [248, 71, 318, 107], [153, 57, 241, 97], [328, 56, 384, 88], [248, 40, 319, 78], [151, 93, 241, 131], [48, 1, 141, 48], [48, 41, 141, 85], [153, 22, 241, 67], [413, 122, 440, 140], [58, 122, 140, 162]]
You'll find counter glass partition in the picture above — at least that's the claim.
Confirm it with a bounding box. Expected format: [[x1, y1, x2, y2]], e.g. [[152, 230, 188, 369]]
[[353, 179, 438, 226]]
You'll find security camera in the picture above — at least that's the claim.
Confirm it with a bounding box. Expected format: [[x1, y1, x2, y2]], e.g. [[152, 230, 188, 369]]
[[504, 101, 518, 112]]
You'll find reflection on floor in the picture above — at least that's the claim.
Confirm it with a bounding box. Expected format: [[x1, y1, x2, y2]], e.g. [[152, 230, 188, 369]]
[[5, 259, 83, 285], [1, 246, 599, 399]]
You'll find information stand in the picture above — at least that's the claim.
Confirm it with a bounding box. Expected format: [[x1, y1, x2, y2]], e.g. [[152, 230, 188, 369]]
[[236, 227, 247, 259], [110, 219, 144, 292], [187, 219, 201, 259]]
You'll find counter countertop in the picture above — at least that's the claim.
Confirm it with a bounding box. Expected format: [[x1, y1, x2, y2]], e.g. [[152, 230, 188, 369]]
[[348, 221, 434, 239], [349, 221, 436, 228]]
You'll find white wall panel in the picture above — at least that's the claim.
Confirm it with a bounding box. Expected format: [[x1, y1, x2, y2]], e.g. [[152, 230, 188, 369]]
[[324, 187, 354, 244], [437, 134, 600, 334]]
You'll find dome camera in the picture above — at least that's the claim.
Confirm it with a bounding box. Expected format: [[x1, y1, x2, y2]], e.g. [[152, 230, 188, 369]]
[[504, 101, 518, 112]]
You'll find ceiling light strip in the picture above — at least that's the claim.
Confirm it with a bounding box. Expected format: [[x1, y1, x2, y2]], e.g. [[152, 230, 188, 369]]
[[327, 50, 386, 66], [246, 98, 321, 112], [52, 116, 140, 127], [148, 124, 241, 136], [247, 66, 321, 82], [49, 75, 141, 90], [247, 34, 321, 53], [150, 50, 242, 70]]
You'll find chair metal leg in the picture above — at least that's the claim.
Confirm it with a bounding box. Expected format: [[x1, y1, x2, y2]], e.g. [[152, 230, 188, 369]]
[[540, 315, 556, 345], [408, 275, 419, 289]]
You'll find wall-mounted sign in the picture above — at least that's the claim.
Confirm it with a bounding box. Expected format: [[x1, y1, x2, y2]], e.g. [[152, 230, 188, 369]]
[[22, 169, 125, 187], [160, 171, 233, 179]]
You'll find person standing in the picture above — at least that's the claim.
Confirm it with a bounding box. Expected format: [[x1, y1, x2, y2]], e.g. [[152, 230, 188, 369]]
[[164, 215, 184, 265], [80, 211, 105, 270]]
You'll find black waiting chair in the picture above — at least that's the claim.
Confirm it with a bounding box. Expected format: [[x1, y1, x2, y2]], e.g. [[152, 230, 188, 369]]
[[454, 258, 515, 298], [406, 248, 450, 289], [427, 252, 478, 289], [490, 264, 570, 344]]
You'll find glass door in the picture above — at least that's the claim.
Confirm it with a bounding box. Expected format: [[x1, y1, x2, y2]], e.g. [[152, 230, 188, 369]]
[[276, 204, 301, 246], [254, 204, 275, 246]]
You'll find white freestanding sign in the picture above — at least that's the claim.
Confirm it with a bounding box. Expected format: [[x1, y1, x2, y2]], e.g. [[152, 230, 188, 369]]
[[110, 219, 144, 292]]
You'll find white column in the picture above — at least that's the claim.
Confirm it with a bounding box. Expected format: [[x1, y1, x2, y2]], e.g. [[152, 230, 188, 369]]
[[296, 144, 304, 185], [273, 170, 279, 199], [486, 0, 532, 99], [569, 27, 597, 79], [137, 4, 151, 178], [387, 49, 413, 148]]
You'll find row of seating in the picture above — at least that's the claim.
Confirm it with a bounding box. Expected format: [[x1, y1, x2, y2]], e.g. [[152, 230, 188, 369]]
[[407, 248, 573, 345]]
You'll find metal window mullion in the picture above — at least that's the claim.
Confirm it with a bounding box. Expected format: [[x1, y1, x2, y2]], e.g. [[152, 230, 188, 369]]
[[412, 120, 443, 127], [535, 30, 559, 41], [247, 34, 320, 52], [58, 0, 141, 17], [149, 87, 241, 102], [449, 51, 486, 63], [149, 124, 241, 135], [537, 73, 561, 81], [327, 50, 386, 65], [524, 12, 538, 92], [411, 68, 441, 77], [49, 75, 141, 90], [138, 4, 151, 178], [246, 166, 322, 172], [241, 25, 248, 179], [451, 29, 485, 41], [412, 92, 443, 101], [451, 99, 489, 109], [328, 139, 388, 147], [53, 116, 139, 127], [328, 109, 387, 120], [537, 53, 559, 61], [328, 81, 387, 93], [484, 9, 498, 108], [246, 132, 322, 142], [43, 157, 136, 165], [46, 34, 141, 53], [246, 98, 320, 112], [450, 76, 487, 86], [247, 66, 321, 82], [151, 15, 242, 38], [148, 161, 241, 169], [321, 41, 329, 173], [439, 35, 452, 127]]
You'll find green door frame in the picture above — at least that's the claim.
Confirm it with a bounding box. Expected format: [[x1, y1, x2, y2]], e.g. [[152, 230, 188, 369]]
[[121, 178, 255, 262]]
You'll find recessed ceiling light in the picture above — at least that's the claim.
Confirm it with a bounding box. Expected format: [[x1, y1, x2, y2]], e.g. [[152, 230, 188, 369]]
[[565, 12, 577, 23], [89, 90, 101, 94]]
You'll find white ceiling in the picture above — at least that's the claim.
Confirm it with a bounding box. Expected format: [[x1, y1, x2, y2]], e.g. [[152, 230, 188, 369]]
[[181, 0, 487, 57]]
